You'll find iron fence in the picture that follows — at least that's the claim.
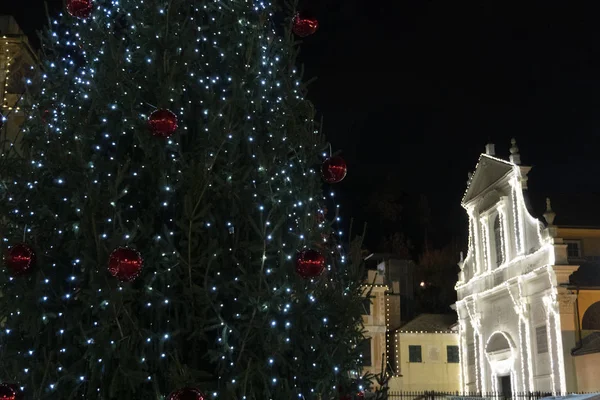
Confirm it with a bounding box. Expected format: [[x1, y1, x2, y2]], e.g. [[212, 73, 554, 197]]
[[386, 392, 557, 400]]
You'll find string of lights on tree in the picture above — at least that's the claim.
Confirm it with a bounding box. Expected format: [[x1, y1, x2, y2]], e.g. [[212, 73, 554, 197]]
[[0, 0, 368, 398]]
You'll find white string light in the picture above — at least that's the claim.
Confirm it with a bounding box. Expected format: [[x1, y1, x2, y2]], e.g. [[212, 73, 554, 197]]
[[0, 0, 367, 398]]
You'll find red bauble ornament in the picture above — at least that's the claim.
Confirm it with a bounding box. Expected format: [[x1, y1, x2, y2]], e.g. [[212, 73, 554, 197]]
[[0, 384, 15, 400], [295, 248, 325, 279], [321, 156, 347, 184], [340, 392, 364, 400], [1, 384, 22, 400], [41, 110, 50, 124], [4, 244, 35, 276], [149, 109, 178, 138], [167, 387, 206, 400], [66, 0, 93, 19], [108, 247, 143, 282], [292, 13, 319, 37]]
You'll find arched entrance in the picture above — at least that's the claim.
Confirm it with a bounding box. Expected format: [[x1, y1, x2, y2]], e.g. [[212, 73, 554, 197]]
[[485, 331, 516, 398]]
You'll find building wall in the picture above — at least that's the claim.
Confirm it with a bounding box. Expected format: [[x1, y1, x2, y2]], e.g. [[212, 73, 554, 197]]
[[389, 332, 460, 392], [558, 228, 600, 258], [574, 353, 600, 392], [0, 16, 37, 153], [577, 290, 600, 336], [362, 270, 388, 378]]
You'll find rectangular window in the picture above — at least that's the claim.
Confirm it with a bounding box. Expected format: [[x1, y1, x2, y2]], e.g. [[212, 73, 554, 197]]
[[536, 325, 548, 354], [565, 240, 582, 258], [409, 345, 422, 363], [447, 345, 460, 363], [362, 297, 372, 316], [359, 338, 372, 366]]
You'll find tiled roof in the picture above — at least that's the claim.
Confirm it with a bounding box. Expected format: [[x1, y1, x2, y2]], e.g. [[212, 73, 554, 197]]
[[398, 313, 457, 333]]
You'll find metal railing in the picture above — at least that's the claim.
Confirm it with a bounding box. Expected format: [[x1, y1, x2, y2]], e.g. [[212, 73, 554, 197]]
[[386, 392, 558, 400]]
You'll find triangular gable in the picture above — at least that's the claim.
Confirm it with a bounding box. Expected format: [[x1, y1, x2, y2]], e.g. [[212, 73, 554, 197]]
[[462, 154, 515, 206]]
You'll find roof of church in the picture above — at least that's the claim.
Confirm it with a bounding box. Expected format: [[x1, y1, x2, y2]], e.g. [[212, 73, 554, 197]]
[[398, 313, 457, 333], [462, 154, 514, 206], [572, 332, 600, 356]]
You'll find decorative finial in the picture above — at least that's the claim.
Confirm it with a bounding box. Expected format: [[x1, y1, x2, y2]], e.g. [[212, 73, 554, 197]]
[[485, 143, 495, 156], [543, 197, 556, 226], [509, 138, 521, 165], [509, 138, 518, 154]]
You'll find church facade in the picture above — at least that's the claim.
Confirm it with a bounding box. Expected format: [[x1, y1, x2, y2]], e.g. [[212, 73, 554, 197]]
[[455, 140, 600, 395]]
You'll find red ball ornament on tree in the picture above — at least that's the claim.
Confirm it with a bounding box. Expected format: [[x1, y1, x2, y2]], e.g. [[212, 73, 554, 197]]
[[292, 13, 319, 37], [108, 247, 143, 282], [340, 392, 364, 400], [41, 110, 50, 124], [149, 109, 178, 138], [4, 244, 35, 276], [0, 384, 15, 400], [1, 384, 22, 400], [167, 387, 206, 400], [321, 156, 347, 184], [66, 0, 93, 19], [295, 248, 325, 279]]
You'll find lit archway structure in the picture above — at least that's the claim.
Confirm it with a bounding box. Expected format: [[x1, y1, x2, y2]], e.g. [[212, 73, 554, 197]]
[[485, 331, 517, 393]]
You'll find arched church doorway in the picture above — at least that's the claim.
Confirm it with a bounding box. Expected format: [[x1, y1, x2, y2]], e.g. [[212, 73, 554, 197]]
[[486, 331, 516, 397]]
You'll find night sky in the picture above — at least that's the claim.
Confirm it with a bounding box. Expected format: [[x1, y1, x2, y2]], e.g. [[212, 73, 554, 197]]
[[6, 1, 600, 250]]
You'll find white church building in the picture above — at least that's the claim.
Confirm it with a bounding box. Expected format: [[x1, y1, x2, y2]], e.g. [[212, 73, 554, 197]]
[[455, 139, 600, 395]]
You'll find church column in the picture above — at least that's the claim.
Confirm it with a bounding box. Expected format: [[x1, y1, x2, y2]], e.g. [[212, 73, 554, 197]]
[[497, 197, 511, 262], [556, 288, 578, 393], [480, 215, 491, 273], [509, 178, 525, 256], [468, 299, 487, 393], [458, 318, 469, 392], [542, 296, 561, 394], [521, 299, 535, 392], [469, 207, 482, 276]]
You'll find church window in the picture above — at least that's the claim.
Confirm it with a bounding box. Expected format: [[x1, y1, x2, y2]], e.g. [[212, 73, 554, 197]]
[[494, 215, 503, 266]]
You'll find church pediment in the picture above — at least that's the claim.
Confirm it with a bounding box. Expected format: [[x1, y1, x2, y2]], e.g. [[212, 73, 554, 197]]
[[462, 154, 514, 206]]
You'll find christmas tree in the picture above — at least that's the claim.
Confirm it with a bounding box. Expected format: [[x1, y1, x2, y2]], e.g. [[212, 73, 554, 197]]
[[0, 0, 370, 399]]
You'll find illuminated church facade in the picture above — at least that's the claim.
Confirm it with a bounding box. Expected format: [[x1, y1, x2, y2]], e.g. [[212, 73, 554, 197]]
[[455, 140, 600, 395]]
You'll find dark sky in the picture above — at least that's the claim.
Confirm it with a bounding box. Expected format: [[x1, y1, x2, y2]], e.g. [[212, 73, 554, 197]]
[[6, 1, 600, 250]]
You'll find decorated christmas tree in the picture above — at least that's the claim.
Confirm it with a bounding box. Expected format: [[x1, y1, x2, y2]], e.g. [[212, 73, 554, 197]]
[[0, 0, 370, 399]]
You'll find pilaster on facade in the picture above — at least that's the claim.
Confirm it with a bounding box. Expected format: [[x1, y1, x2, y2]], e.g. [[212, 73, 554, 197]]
[[480, 215, 491, 273], [470, 209, 482, 277], [498, 196, 513, 261]]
